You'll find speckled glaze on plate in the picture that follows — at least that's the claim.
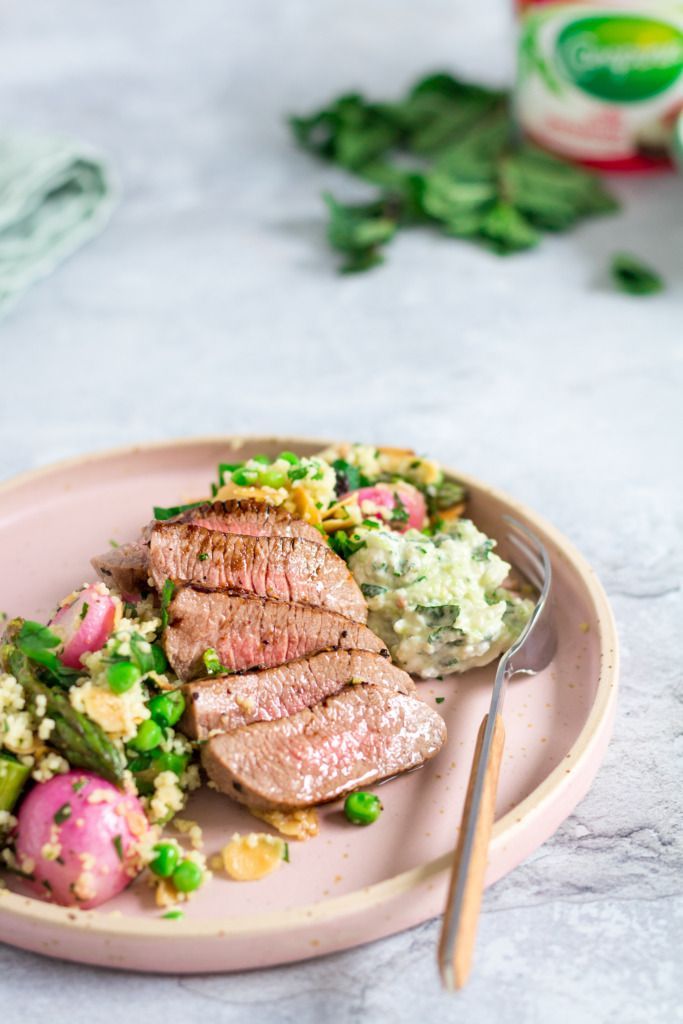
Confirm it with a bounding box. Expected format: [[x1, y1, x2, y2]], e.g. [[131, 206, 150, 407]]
[[0, 437, 618, 973]]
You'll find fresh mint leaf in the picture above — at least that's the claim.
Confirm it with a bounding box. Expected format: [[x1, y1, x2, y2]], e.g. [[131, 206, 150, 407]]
[[15, 620, 81, 688], [420, 172, 496, 233], [291, 93, 400, 170], [479, 201, 539, 254], [16, 620, 60, 654], [154, 502, 204, 521], [499, 145, 619, 231], [611, 253, 664, 296], [160, 579, 175, 631], [129, 633, 155, 675], [291, 73, 618, 273], [389, 493, 410, 525], [332, 459, 361, 493], [428, 479, 467, 513], [416, 604, 460, 627], [328, 531, 366, 560], [324, 193, 398, 273]]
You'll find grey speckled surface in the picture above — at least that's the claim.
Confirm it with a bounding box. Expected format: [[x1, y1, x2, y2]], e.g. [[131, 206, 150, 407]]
[[0, 1, 681, 1021]]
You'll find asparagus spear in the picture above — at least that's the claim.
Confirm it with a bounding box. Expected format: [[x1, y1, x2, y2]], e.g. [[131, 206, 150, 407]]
[[0, 753, 30, 812], [1, 635, 126, 786]]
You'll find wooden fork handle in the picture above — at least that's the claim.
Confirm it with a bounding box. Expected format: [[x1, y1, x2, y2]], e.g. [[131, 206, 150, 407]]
[[438, 712, 506, 990]]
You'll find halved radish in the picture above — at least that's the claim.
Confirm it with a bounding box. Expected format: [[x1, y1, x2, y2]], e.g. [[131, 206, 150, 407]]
[[51, 584, 118, 669], [343, 482, 427, 532], [15, 771, 148, 908]]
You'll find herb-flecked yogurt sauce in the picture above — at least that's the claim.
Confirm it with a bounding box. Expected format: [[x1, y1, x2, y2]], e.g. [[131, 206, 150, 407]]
[[348, 519, 533, 678]]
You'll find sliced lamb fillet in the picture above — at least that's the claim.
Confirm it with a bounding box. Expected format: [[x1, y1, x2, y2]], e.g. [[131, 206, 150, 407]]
[[92, 499, 324, 595], [150, 523, 367, 623], [201, 683, 446, 811], [164, 587, 387, 680], [181, 648, 412, 739], [174, 500, 326, 546], [91, 540, 150, 598]]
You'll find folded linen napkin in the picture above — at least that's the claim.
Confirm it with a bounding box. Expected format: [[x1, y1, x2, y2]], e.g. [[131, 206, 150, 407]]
[[0, 135, 118, 313]]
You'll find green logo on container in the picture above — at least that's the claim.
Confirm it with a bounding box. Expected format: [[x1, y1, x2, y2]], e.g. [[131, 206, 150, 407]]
[[557, 15, 683, 102]]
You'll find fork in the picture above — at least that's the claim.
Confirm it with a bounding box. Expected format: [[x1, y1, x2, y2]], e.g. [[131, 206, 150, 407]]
[[437, 514, 556, 991]]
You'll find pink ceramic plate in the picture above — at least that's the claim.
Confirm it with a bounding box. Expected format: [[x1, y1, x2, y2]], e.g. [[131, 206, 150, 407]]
[[0, 437, 618, 973]]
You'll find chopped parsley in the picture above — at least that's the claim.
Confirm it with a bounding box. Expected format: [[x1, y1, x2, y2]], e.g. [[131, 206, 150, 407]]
[[53, 803, 72, 825], [79, 602, 89, 621], [112, 835, 124, 861], [162, 910, 184, 920], [435, 697, 445, 704], [360, 583, 388, 599], [198, 552, 209, 561], [472, 540, 494, 561], [203, 648, 230, 676], [71, 778, 87, 793], [282, 842, 290, 863]]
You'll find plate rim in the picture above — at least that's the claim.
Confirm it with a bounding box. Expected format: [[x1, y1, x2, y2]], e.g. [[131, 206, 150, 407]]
[[0, 435, 619, 941]]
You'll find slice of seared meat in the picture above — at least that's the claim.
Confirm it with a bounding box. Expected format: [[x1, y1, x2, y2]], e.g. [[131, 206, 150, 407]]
[[165, 587, 387, 680], [92, 499, 325, 595], [175, 500, 326, 546], [201, 683, 446, 810], [181, 648, 413, 739], [91, 540, 150, 597], [150, 523, 367, 622]]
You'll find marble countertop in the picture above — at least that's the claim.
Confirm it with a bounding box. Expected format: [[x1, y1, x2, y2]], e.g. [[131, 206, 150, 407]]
[[1, 1, 681, 1021]]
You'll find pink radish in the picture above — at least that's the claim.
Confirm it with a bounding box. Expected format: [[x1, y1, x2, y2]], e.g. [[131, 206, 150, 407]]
[[14, 771, 149, 909], [344, 482, 427, 532], [51, 584, 117, 669]]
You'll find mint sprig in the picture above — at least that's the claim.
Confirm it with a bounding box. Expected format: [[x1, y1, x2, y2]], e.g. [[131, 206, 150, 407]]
[[291, 72, 619, 272]]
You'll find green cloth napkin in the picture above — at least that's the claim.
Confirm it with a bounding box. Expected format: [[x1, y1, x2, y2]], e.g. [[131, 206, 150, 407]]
[[0, 135, 118, 313]]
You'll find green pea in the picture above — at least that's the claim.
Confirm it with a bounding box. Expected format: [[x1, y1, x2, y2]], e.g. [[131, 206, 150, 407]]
[[152, 751, 188, 777], [149, 842, 179, 878], [258, 468, 287, 489], [344, 791, 382, 826], [172, 859, 203, 893], [107, 660, 142, 694], [250, 454, 271, 465], [232, 468, 259, 487], [278, 451, 300, 465], [129, 719, 163, 752], [151, 644, 168, 674], [148, 690, 185, 727]]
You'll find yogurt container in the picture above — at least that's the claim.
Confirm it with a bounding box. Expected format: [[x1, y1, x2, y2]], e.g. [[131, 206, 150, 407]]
[[515, 1, 683, 170]]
